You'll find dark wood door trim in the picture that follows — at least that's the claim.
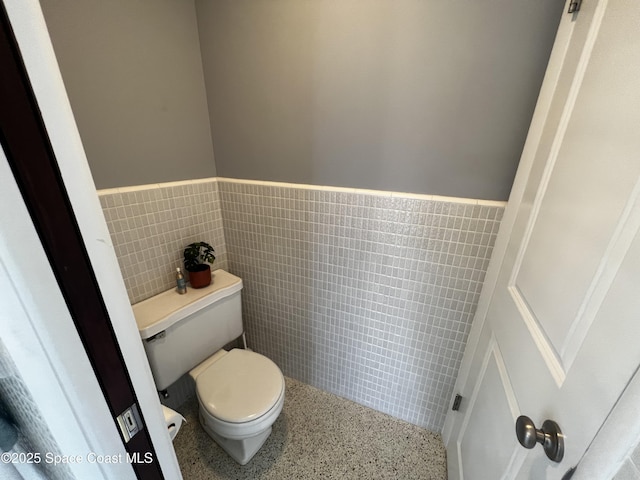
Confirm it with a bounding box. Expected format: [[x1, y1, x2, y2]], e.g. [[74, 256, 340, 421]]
[[0, 5, 163, 479]]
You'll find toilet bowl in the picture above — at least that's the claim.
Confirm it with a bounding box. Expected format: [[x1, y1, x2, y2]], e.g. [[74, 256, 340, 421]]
[[132, 269, 285, 465], [189, 348, 285, 465]]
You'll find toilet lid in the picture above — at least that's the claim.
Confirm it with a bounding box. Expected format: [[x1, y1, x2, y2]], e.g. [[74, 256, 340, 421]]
[[196, 349, 284, 423]]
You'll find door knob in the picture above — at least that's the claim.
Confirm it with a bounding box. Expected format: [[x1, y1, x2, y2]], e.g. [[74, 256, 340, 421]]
[[515, 415, 564, 462]]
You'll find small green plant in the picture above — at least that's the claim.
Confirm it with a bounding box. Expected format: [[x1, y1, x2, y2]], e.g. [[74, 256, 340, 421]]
[[183, 242, 215, 272]]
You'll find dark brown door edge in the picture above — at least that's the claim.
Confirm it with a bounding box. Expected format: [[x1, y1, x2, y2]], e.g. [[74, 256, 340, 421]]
[[0, 5, 163, 479]]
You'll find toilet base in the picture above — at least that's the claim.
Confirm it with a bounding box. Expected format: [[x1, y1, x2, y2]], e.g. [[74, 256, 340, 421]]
[[199, 411, 272, 465]]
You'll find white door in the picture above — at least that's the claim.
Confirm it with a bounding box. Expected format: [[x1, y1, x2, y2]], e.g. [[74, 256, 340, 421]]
[[443, 1, 640, 478]]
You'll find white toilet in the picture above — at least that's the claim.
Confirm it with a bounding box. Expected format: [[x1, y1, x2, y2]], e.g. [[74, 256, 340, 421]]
[[133, 269, 285, 465]]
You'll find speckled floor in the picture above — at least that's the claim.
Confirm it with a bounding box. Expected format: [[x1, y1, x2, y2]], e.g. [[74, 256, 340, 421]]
[[173, 377, 447, 479]]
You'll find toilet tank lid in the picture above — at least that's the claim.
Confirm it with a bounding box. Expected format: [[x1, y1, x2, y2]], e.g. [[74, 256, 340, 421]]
[[132, 269, 242, 339]]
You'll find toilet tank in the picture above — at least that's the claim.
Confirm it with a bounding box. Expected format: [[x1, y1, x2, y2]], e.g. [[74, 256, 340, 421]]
[[132, 269, 243, 391]]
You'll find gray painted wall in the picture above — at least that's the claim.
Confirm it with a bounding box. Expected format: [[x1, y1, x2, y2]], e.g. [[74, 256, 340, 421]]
[[41, 0, 562, 199], [40, 0, 216, 189], [196, 0, 563, 200]]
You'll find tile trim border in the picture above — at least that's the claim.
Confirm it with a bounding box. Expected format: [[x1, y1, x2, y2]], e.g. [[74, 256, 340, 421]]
[[98, 177, 507, 208], [97, 177, 218, 196]]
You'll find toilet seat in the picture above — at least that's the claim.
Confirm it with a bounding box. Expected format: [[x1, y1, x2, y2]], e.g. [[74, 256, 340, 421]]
[[196, 349, 284, 424]]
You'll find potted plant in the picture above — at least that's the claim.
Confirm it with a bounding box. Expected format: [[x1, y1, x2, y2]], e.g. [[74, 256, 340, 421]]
[[183, 241, 215, 288]]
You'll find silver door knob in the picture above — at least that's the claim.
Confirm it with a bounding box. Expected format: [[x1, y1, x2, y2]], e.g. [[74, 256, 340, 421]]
[[515, 415, 564, 463]]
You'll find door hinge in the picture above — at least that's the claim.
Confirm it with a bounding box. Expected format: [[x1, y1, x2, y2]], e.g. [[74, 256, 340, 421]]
[[567, 0, 582, 14], [116, 403, 142, 443], [452, 394, 463, 411]]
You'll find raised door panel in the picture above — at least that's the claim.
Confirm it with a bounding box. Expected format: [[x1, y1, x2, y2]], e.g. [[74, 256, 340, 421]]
[[509, 0, 640, 383], [459, 335, 521, 479]]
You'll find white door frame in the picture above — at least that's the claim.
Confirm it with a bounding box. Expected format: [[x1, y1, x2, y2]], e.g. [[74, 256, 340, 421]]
[[2, 1, 182, 478], [442, 0, 568, 450]]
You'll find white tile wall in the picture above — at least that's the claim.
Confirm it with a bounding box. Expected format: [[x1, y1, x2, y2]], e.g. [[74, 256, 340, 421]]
[[0, 339, 73, 480], [614, 460, 640, 480], [98, 179, 228, 304], [98, 177, 504, 432], [614, 442, 640, 480], [218, 179, 504, 431]]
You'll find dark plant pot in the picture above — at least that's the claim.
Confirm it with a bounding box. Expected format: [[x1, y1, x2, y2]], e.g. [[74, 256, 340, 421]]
[[187, 264, 211, 288]]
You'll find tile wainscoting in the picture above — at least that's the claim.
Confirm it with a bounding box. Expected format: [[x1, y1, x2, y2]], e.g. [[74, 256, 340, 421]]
[[219, 179, 504, 431], [98, 179, 228, 304], [0, 339, 72, 480], [99, 178, 504, 431]]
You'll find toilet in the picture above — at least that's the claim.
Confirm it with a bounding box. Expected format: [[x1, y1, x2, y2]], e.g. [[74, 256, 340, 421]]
[[132, 269, 285, 465]]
